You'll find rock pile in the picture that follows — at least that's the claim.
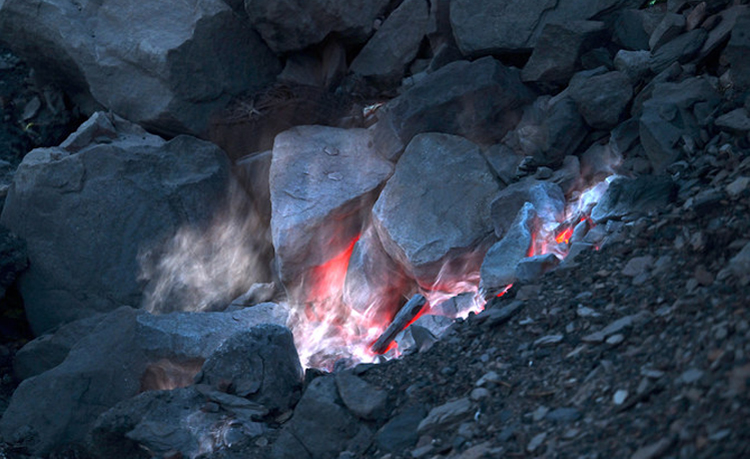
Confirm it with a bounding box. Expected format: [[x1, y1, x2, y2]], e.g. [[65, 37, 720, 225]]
[[0, 0, 749, 458]]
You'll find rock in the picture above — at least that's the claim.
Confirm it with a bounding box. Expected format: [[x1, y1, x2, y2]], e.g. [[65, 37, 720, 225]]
[[613, 389, 629, 405], [478, 300, 525, 328], [482, 143, 524, 186], [195, 325, 302, 412], [515, 253, 560, 283], [649, 13, 686, 51], [375, 406, 427, 453], [502, 96, 588, 167], [614, 49, 652, 82], [579, 143, 621, 183], [0, 0, 280, 136], [724, 10, 750, 90], [481, 203, 537, 290], [677, 367, 704, 384], [590, 175, 677, 223], [552, 156, 582, 195], [0, 226, 27, 299], [527, 432, 547, 453], [614, 8, 665, 51], [609, 118, 641, 158], [534, 334, 564, 347], [229, 283, 277, 309], [622, 255, 655, 277], [335, 372, 388, 421], [273, 376, 365, 459], [450, 0, 640, 54], [521, 21, 607, 84], [649, 29, 707, 74], [700, 6, 749, 59], [569, 70, 633, 130], [244, 0, 389, 53], [417, 398, 472, 435], [631, 437, 675, 459], [13, 313, 105, 381], [726, 242, 750, 281], [490, 179, 565, 238], [350, 0, 430, 86], [269, 126, 393, 284], [582, 312, 650, 343], [374, 57, 532, 152], [0, 305, 284, 455], [715, 108, 750, 133], [546, 407, 582, 422], [0, 112, 231, 334], [372, 133, 500, 283], [726, 177, 750, 198], [235, 151, 272, 224]]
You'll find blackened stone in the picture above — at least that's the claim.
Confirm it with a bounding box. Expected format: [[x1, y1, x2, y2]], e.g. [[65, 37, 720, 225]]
[[569, 70, 633, 130], [335, 371, 388, 421], [590, 175, 677, 223], [376, 406, 427, 453], [521, 21, 607, 84], [649, 28, 707, 73], [196, 325, 303, 413], [374, 57, 533, 151]]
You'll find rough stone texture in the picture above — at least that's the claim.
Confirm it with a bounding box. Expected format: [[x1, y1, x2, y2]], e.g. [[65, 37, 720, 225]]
[[0, 0, 280, 136], [649, 13, 686, 51], [0, 112, 231, 334], [450, 0, 640, 54], [0, 226, 26, 299], [0, 305, 285, 456], [569, 70, 633, 130], [244, 0, 390, 53], [613, 8, 665, 51], [639, 77, 720, 172], [700, 6, 749, 60], [515, 253, 561, 283], [490, 179, 565, 239], [350, 0, 431, 86], [417, 397, 472, 435], [196, 325, 303, 413], [522, 21, 607, 84], [590, 176, 677, 223], [502, 95, 588, 167], [235, 151, 272, 224], [481, 203, 538, 290], [269, 126, 393, 284], [375, 406, 427, 453], [613, 49, 652, 82], [724, 10, 750, 91], [648, 28, 707, 74], [372, 133, 501, 283], [481, 143, 524, 186], [374, 57, 533, 152], [335, 371, 388, 421], [715, 108, 750, 133]]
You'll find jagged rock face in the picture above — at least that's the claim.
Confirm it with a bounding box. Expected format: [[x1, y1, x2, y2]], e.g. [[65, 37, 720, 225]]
[[372, 133, 501, 284], [0, 0, 280, 136], [244, 0, 390, 53], [0, 112, 232, 334]]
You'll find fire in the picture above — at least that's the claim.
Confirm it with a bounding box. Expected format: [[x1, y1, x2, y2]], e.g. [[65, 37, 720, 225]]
[[555, 226, 574, 244]]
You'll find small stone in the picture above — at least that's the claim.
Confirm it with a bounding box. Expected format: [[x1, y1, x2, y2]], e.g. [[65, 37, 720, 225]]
[[694, 265, 714, 286], [532, 406, 549, 422], [622, 255, 654, 277], [576, 305, 600, 317], [417, 398, 473, 434], [678, 368, 704, 384], [631, 437, 674, 459], [726, 176, 749, 198], [708, 429, 731, 441], [476, 371, 502, 387], [470, 388, 490, 401], [546, 407, 581, 423], [534, 334, 564, 347], [527, 432, 547, 453], [613, 389, 628, 405], [606, 334, 625, 345]]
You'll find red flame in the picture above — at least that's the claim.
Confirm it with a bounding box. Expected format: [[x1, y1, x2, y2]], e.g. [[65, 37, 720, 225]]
[[555, 227, 574, 244]]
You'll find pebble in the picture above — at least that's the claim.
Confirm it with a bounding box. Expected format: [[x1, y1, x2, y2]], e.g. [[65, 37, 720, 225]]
[[534, 334, 564, 347], [606, 334, 625, 345], [630, 437, 674, 459], [546, 407, 582, 423], [470, 388, 490, 401], [726, 176, 749, 197], [532, 405, 549, 422], [613, 389, 628, 405], [678, 368, 704, 384], [527, 432, 547, 453], [417, 398, 473, 434], [577, 304, 600, 317], [622, 255, 654, 277], [475, 371, 501, 387]]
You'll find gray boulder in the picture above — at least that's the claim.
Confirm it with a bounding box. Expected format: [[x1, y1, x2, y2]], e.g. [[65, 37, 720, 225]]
[[244, 0, 390, 53], [372, 133, 501, 283], [0, 305, 288, 456], [569, 70, 633, 130], [196, 325, 303, 413], [0, 0, 280, 136], [490, 179, 565, 239], [481, 203, 538, 290], [450, 0, 640, 54], [522, 21, 607, 84], [0, 112, 231, 334], [374, 57, 533, 153], [350, 0, 431, 86], [269, 126, 393, 284]]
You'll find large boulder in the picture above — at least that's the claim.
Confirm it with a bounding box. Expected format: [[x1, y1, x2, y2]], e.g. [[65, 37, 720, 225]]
[[374, 57, 533, 156], [372, 133, 501, 284], [0, 305, 288, 456], [450, 0, 640, 55], [0, 0, 280, 136], [244, 0, 390, 53], [569, 70, 633, 130], [0, 112, 232, 334], [269, 126, 393, 284]]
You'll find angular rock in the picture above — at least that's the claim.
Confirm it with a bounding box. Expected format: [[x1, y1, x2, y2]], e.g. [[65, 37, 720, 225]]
[[649, 13, 686, 51], [450, 0, 640, 54], [726, 242, 750, 282], [569, 70, 633, 130], [515, 253, 560, 283], [591, 176, 676, 223], [724, 11, 750, 90], [614, 8, 665, 51], [490, 179, 565, 239], [0, 0, 280, 136], [700, 6, 749, 59], [0, 226, 26, 299], [417, 397, 472, 435], [639, 77, 720, 172], [0, 306, 283, 456], [482, 143, 524, 186], [649, 28, 707, 73], [273, 376, 365, 459], [502, 96, 588, 167], [614, 49, 652, 82], [715, 108, 750, 133], [609, 118, 641, 158], [580, 143, 621, 183], [244, 0, 389, 53], [350, 0, 430, 86], [269, 126, 393, 284], [0, 112, 231, 334], [335, 372, 388, 421], [375, 57, 533, 151], [372, 133, 500, 283], [481, 203, 537, 290], [376, 406, 427, 453], [522, 21, 607, 84]]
